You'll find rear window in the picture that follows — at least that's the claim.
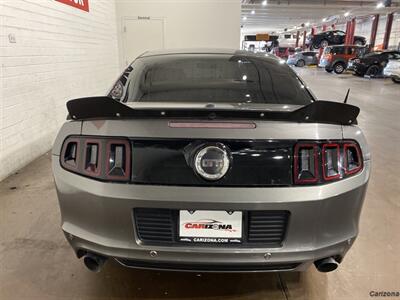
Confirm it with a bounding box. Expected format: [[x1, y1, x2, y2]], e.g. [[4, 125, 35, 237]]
[[122, 54, 313, 105]]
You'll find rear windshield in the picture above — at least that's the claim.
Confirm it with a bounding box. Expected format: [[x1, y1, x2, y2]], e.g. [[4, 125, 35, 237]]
[[122, 54, 313, 105]]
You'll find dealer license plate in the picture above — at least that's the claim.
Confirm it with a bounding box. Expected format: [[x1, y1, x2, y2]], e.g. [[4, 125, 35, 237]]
[[179, 210, 242, 244]]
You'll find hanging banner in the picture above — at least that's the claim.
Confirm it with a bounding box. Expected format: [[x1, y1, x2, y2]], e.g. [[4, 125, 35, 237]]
[[55, 0, 89, 12]]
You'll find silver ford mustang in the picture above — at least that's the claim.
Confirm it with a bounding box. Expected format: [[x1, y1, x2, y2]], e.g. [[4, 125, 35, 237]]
[[52, 49, 370, 273]]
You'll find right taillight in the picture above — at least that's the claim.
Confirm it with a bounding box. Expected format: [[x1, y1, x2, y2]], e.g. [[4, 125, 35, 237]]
[[343, 143, 363, 175], [60, 136, 131, 182], [294, 141, 363, 185]]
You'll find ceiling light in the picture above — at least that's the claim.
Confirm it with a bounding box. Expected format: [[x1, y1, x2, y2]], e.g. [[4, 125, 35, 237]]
[[242, 16, 247, 21], [251, 10, 255, 14], [322, 18, 327, 22], [262, 0, 267, 6], [344, 11, 350, 17], [305, 22, 310, 26], [376, 2, 384, 8]]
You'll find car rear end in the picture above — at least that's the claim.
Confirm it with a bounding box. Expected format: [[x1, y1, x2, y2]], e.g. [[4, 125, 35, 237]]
[[53, 50, 370, 273], [318, 46, 333, 69]]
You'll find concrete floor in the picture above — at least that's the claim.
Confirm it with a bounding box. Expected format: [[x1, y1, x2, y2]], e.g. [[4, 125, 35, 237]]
[[0, 68, 399, 300]]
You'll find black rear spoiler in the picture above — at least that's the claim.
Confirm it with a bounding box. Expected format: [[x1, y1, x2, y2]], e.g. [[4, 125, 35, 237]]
[[66, 97, 359, 125]]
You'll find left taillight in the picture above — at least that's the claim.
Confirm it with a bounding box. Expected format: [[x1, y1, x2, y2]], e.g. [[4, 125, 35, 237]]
[[60, 136, 131, 182]]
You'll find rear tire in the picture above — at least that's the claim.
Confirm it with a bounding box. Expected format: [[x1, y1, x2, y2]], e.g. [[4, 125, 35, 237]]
[[296, 60, 305, 67], [366, 65, 380, 77], [392, 77, 400, 84], [320, 39, 329, 49], [333, 62, 346, 74]]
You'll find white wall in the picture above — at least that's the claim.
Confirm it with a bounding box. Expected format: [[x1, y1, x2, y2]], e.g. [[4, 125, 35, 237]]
[[115, 0, 241, 69], [0, 0, 120, 181]]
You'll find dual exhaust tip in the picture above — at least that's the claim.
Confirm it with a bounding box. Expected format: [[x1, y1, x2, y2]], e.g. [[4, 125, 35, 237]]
[[81, 251, 340, 273]]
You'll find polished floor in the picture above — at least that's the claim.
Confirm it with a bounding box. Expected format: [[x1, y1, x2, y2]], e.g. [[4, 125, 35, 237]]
[[0, 68, 399, 300]]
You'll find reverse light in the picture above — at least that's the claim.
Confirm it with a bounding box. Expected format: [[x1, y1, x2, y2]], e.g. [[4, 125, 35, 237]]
[[294, 141, 363, 185]]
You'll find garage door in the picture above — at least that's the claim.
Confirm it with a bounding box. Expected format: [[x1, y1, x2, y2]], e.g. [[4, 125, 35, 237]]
[[123, 17, 165, 65]]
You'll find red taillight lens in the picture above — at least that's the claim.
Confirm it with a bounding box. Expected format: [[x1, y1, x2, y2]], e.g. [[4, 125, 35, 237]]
[[294, 141, 363, 185], [344, 143, 363, 175], [322, 143, 340, 181], [294, 144, 319, 184], [60, 136, 131, 182]]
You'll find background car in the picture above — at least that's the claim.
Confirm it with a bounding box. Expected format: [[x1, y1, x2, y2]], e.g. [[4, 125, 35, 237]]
[[309, 30, 366, 50], [319, 45, 367, 74], [272, 46, 296, 60], [384, 57, 400, 83], [352, 50, 400, 77], [287, 51, 319, 67]]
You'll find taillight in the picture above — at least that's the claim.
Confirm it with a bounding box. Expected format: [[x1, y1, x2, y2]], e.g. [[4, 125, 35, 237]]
[[60, 136, 131, 182], [294, 141, 363, 185], [294, 144, 318, 184], [343, 143, 363, 175], [105, 140, 131, 181]]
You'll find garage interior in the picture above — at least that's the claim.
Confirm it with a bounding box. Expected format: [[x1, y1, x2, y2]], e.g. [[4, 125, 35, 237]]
[[0, 1, 399, 299]]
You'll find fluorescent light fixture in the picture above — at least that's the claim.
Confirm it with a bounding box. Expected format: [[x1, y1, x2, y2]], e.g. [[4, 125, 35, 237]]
[[242, 16, 247, 20], [305, 22, 310, 26], [322, 18, 327, 22], [251, 10, 255, 14], [344, 11, 350, 17], [376, 2, 384, 8], [262, 0, 267, 6]]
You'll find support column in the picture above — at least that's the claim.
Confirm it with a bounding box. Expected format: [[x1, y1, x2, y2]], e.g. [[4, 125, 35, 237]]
[[295, 31, 300, 48], [370, 14, 379, 49], [322, 24, 327, 31], [332, 24, 336, 30], [302, 30, 307, 49], [383, 13, 394, 49], [350, 18, 356, 44]]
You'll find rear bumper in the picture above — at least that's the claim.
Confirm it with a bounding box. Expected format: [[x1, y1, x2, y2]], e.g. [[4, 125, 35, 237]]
[[53, 158, 370, 272]]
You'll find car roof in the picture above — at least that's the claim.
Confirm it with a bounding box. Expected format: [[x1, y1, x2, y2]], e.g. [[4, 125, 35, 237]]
[[139, 48, 245, 58]]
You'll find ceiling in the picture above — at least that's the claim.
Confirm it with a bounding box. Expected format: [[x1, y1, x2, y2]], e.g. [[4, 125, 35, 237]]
[[241, 0, 400, 34]]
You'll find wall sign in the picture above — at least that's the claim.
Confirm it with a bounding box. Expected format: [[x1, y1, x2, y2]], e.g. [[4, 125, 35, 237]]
[[55, 0, 89, 12]]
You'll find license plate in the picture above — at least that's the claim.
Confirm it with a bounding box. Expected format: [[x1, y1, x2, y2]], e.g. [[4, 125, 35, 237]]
[[179, 210, 242, 244]]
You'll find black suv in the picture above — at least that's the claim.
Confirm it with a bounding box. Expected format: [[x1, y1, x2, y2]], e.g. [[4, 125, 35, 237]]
[[308, 30, 366, 50], [351, 50, 400, 77]]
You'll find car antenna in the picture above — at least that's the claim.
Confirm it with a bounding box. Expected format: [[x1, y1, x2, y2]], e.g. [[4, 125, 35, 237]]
[[344, 88, 350, 104]]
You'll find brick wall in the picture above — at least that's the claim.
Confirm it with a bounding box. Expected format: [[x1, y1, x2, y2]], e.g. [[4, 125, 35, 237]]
[[0, 0, 120, 181]]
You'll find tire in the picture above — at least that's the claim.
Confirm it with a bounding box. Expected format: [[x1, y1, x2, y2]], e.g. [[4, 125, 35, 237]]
[[320, 39, 329, 48], [311, 43, 319, 50], [296, 60, 305, 67], [366, 65, 380, 77], [392, 77, 400, 84], [354, 40, 363, 46], [333, 62, 346, 74], [325, 68, 333, 73]]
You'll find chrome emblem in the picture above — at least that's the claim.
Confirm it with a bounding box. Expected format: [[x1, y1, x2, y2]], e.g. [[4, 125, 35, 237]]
[[194, 145, 230, 180]]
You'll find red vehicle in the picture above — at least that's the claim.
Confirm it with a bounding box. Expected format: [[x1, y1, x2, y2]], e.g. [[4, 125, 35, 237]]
[[318, 45, 367, 74], [272, 47, 296, 60]]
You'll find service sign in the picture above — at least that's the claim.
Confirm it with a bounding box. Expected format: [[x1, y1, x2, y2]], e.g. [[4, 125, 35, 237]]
[[55, 0, 89, 12], [256, 33, 270, 41], [179, 210, 242, 244]]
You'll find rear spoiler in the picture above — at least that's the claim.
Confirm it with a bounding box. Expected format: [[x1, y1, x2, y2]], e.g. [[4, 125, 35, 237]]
[[66, 97, 360, 125]]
